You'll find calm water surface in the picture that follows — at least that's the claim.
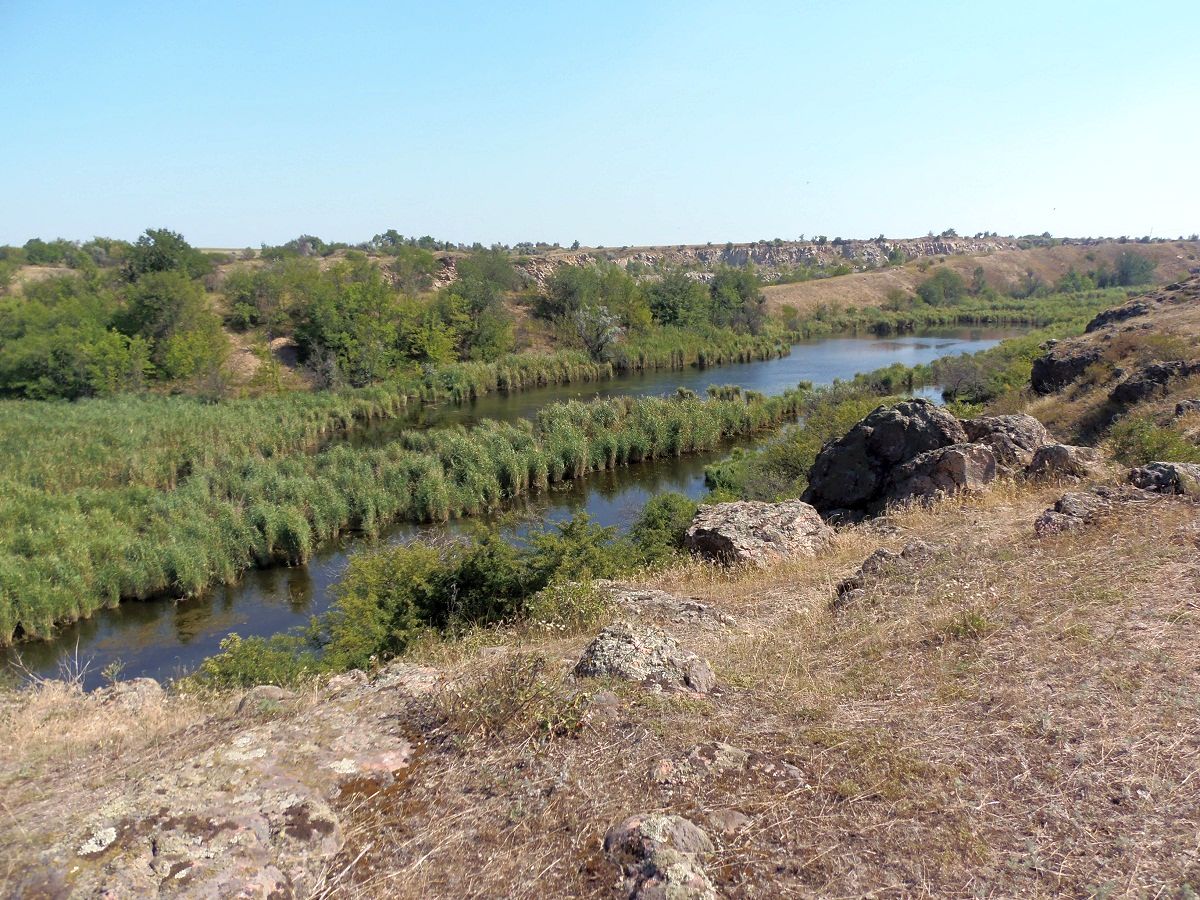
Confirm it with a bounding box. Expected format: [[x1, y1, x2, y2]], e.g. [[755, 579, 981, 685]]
[[5, 327, 1024, 687]]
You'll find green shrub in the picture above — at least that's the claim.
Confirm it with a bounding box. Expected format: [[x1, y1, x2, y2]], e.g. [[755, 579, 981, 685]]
[[1108, 416, 1200, 466], [630, 492, 698, 563]]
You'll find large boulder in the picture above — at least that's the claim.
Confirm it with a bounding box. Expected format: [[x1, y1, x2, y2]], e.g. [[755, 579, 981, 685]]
[[684, 499, 832, 565], [1030, 341, 1102, 394], [604, 813, 718, 900], [963, 414, 1050, 473], [885, 443, 997, 507], [1026, 443, 1103, 480], [574, 622, 716, 693], [1128, 461, 1200, 496], [802, 399, 968, 516]]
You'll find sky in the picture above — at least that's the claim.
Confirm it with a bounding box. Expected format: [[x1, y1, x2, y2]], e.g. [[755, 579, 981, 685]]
[[2, 0, 1198, 248]]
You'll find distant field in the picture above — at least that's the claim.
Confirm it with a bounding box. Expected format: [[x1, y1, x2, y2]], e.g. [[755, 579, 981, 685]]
[[762, 240, 1200, 314]]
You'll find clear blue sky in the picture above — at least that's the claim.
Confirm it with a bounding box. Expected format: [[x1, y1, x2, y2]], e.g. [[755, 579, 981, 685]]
[[2, 1, 1197, 248]]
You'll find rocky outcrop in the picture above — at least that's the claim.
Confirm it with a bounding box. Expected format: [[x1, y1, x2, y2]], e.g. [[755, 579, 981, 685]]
[[1034, 485, 1159, 536], [1109, 360, 1200, 405], [1030, 341, 1103, 394], [604, 814, 718, 899], [684, 500, 832, 565], [1027, 443, 1103, 480], [596, 581, 736, 628], [963, 414, 1051, 473], [574, 622, 716, 693], [1128, 461, 1200, 496], [1035, 490, 1115, 536], [885, 443, 997, 507], [802, 399, 968, 517], [90, 677, 164, 711], [650, 741, 804, 787], [834, 540, 935, 607], [14, 663, 437, 898], [1085, 299, 1154, 333], [1174, 399, 1200, 417]]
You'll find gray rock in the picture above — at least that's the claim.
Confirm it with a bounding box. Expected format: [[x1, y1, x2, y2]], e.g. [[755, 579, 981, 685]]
[[1085, 299, 1154, 333], [595, 581, 736, 628], [802, 399, 968, 516], [235, 684, 297, 715], [1030, 343, 1103, 394], [1026, 443, 1103, 480], [1174, 399, 1200, 417], [604, 814, 718, 900], [963, 414, 1050, 473], [886, 443, 997, 507], [1129, 461, 1200, 496], [574, 622, 716, 693], [834, 540, 935, 606], [684, 500, 832, 566], [90, 677, 164, 711], [1034, 491, 1113, 536], [1109, 360, 1200, 404]]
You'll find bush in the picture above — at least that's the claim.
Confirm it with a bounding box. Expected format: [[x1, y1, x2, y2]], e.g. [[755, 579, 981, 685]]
[[630, 492, 698, 563], [1108, 416, 1200, 466]]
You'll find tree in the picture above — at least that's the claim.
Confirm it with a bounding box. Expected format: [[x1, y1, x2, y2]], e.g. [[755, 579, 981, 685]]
[[915, 268, 968, 306], [124, 228, 212, 281], [645, 271, 711, 327], [1113, 251, 1156, 286], [709, 265, 766, 333], [571, 306, 622, 360]]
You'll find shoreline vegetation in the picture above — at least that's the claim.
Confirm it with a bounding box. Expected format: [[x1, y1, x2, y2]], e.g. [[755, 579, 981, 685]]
[[1, 386, 807, 645], [0, 228, 1157, 651]]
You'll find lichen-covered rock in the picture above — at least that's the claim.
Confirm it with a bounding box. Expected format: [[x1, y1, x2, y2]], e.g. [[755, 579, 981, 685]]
[[963, 414, 1050, 473], [595, 581, 736, 628], [1034, 491, 1114, 536], [885, 443, 997, 507], [802, 399, 968, 517], [90, 677, 164, 711], [575, 622, 715, 693], [1030, 341, 1103, 394], [683, 500, 832, 566], [1026, 443, 1103, 480], [14, 663, 436, 898], [1129, 461, 1200, 496], [604, 813, 718, 899]]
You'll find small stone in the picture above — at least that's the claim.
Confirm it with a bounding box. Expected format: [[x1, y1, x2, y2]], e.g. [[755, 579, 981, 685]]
[[77, 826, 117, 857], [705, 809, 751, 834], [235, 685, 297, 715]]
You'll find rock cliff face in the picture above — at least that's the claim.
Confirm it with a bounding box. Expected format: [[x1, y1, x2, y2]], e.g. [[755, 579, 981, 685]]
[[437, 235, 1023, 288]]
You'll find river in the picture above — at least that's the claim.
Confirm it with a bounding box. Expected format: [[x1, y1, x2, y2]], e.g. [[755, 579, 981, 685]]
[[2, 327, 1024, 687]]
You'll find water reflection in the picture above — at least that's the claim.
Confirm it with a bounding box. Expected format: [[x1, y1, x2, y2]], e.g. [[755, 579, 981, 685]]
[[4, 327, 1025, 687]]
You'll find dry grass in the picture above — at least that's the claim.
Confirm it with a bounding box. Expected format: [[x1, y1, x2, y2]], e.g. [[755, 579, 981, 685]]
[[313, 481, 1200, 897], [762, 241, 1200, 315], [3, 479, 1197, 897]]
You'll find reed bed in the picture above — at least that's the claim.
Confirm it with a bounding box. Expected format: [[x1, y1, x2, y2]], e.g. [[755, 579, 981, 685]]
[[0, 388, 807, 644]]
